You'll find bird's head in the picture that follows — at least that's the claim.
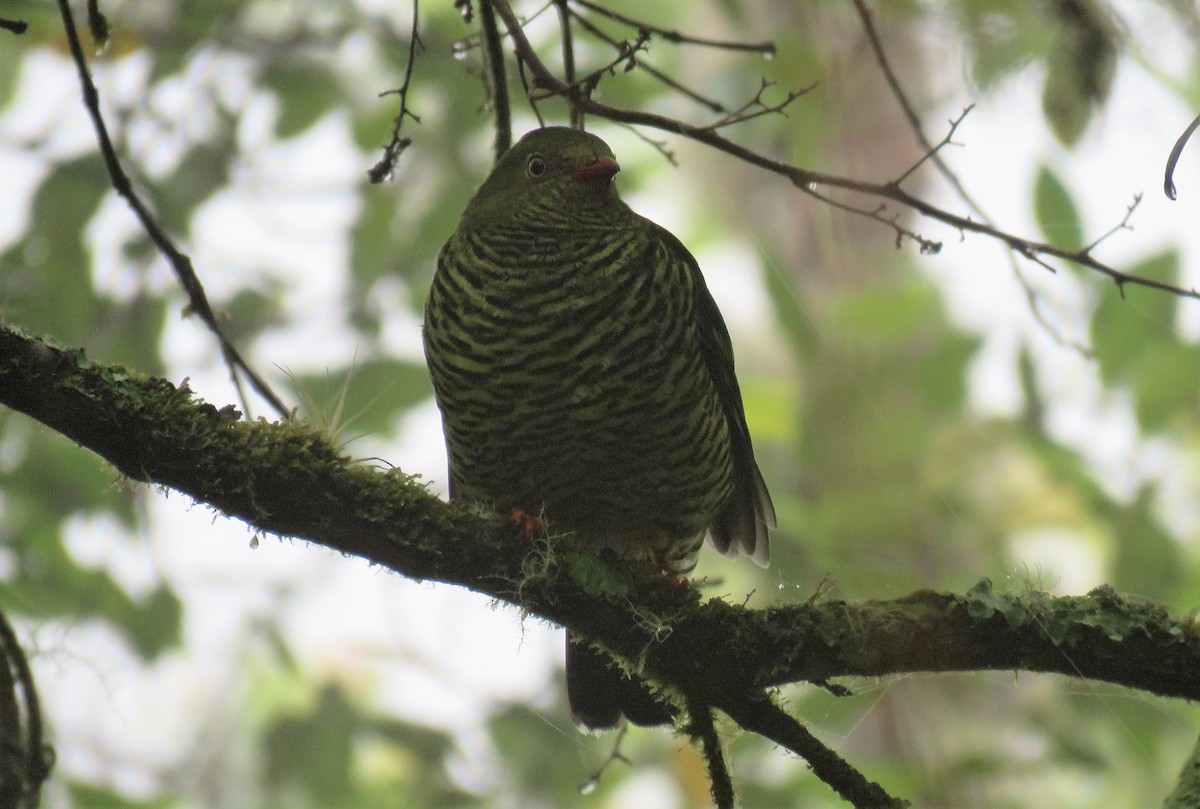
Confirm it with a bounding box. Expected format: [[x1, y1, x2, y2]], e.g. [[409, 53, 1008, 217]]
[[461, 127, 623, 228]]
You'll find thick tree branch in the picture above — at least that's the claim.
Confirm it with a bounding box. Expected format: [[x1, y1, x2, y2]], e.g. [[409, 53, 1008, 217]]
[[2, 322, 1199, 700], [3, 322, 1200, 802]]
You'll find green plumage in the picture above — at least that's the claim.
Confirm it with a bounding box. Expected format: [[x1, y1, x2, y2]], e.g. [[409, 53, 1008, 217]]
[[424, 127, 774, 728]]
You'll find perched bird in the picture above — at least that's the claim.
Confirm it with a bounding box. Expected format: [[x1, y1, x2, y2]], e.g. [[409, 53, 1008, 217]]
[[423, 126, 774, 729]]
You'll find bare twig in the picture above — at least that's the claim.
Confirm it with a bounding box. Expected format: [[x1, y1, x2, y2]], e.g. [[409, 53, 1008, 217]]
[[0, 609, 53, 807], [527, 31, 651, 103], [53, 0, 291, 418], [804, 187, 943, 255], [569, 0, 774, 55], [890, 105, 972, 186], [851, 1, 1109, 353], [852, 0, 980, 207], [619, 124, 678, 165], [554, 0, 583, 129], [1, 16, 28, 34], [699, 77, 815, 131], [516, 57, 546, 126], [567, 8, 729, 113], [687, 699, 735, 809], [578, 724, 631, 794], [369, 0, 424, 183], [1164, 111, 1200, 200], [1083, 193, 1141, 254], [478, 0, 512, 159], [487, 0, 1200, 302]]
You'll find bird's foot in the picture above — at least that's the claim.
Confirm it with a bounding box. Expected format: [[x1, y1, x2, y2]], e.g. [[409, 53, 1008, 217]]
[[511, 507, 545, 539], [653, 550, 692, 589]]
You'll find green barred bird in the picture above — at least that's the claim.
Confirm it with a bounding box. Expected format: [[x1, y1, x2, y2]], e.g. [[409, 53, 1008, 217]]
[[423, 126, 774, 729]]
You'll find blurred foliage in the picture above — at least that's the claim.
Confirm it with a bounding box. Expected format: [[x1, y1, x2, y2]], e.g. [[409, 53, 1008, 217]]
[[1, 0, 1199, 807]]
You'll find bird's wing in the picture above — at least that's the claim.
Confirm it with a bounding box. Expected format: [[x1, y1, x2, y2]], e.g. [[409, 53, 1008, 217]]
[[654, 224, 775, 566]]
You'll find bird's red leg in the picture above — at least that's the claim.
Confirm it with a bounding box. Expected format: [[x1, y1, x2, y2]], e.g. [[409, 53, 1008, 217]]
[[512, 507, 544, 538], [653, 550, 691, 588]]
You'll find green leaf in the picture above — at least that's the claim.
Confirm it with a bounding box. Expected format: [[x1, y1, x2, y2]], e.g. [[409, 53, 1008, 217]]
[[350, 191, 401, 289], [264, 684, 356, 805], [127, 585, 184, 659], [1033, 165, 1084, 251], [917, 330, 979, 414], [1042, 0, 1118, 146], [954, 1, 1051, 91], [1043, 52, 1094, 146], [1089, 251, 1200, 430], [0, 35, 21, 111], [762, 253, 816, 355], [2, 532, 181, 661], [0, 156, 109, 343], [262, 62, 341, 139], [829, 278, 944, 348], [70, 781, 175, 809], [156, 128, 236, 233], [1110, 487, 1183, 600], [1091, 252, 1179, 380], [1094, 248, 1200, 432]]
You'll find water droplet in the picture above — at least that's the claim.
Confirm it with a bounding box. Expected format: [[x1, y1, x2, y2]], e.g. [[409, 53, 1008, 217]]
[[579, 779, 598, 795], [249, 535, 259, 549], [452, 42, 469, 60], [763, 49, 775, 61]]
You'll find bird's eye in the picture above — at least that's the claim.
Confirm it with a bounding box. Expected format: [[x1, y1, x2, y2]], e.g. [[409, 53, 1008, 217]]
[[526, 155, 547, 178]]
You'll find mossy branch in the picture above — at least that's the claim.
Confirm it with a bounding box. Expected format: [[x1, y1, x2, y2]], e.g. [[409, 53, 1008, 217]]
[[4, 321, 1200, 804]]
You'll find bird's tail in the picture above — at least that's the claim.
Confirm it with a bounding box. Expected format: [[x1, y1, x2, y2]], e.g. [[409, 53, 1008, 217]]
[[565, 632, 675, 730]]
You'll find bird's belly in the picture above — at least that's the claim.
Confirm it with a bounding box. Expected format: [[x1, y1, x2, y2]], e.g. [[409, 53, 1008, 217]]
[[440, 331, 734, 553]]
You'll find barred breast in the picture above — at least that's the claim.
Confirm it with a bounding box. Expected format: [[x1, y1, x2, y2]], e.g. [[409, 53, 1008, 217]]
[[424, 215, 733, 563]]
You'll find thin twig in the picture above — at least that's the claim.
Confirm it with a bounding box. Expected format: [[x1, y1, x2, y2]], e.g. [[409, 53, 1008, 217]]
[[851, 1, 1104, 353], [487, 0, 1200, 302], [369, 0, 424, 183], [1, 16, 28, 34], [890, 105, 972, 186], [1082, 193, 1140, 253], [619, 124, 678, 165], [578, 724, 632, 794], [478, 0, 512, 159], [568, 8, 728, 113], [699, 77, 816, 131], [687, 699, 734, 809], [720, 693, 909, 809], [516, 57, 545, 126], [0, 609, 53, 804], [1164, 111, 1200, 200], [570, 0, 774, 55], [805, 187, 943, 255], [53, 0, 291, 418], [852, 0, 979, 206], [554, 0, 583, 129], [527, 31, 651, 103]]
